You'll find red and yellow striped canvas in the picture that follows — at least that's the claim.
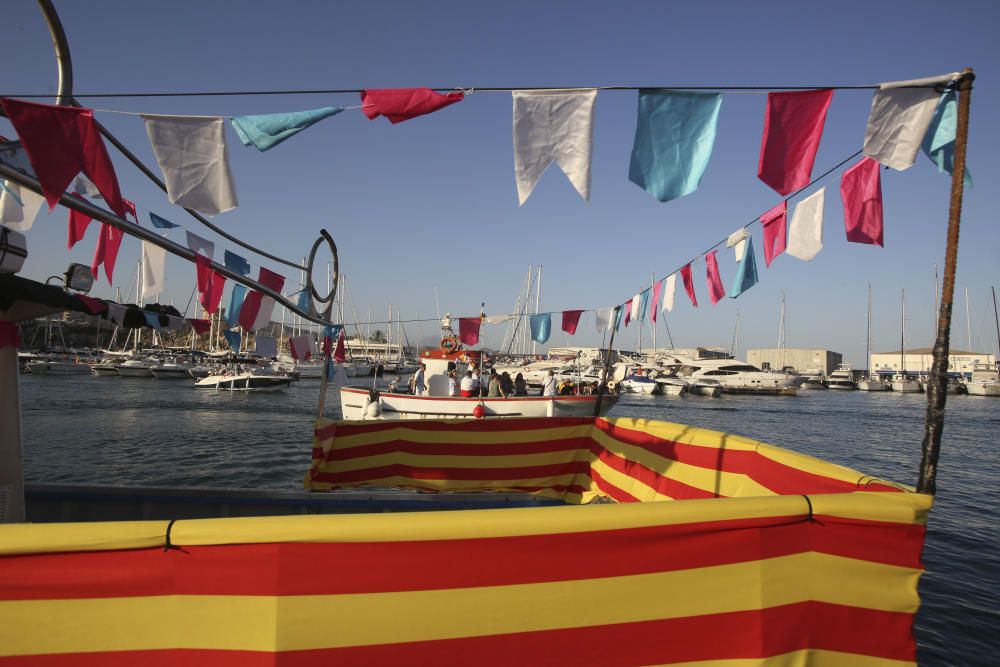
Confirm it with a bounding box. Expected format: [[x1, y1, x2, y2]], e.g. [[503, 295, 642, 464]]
[[0, 417, 930, 666]]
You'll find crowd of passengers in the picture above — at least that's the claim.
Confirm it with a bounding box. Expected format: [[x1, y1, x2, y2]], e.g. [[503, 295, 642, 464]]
[[400, 364, 607, 397]]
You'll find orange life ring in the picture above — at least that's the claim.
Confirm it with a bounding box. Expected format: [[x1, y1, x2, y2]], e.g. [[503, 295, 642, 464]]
[[440, 336, 460, 353]]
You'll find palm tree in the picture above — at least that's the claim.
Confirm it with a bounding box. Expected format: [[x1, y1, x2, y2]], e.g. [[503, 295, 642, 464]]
[[370, 330, 387, 343]]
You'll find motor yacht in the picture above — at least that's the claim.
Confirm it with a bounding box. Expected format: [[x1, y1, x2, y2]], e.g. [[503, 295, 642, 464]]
[[114, 358, 155, 378], [677, 359, 798, 395], [965, 363, 1000, 397], [826, 364, 857, 390], [857, 376, 890, 391]]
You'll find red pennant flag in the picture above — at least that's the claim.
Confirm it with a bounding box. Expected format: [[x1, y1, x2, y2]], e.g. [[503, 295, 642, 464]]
[[188, 318, 211, 334], [122, 198, 137, 222], [76, 294, 107, 315], [194, 254, 226, 314], [238, 267, 286, 330], [705, 250, 726, 305], [623, 299, 633, 326], [758, 90, 834, 196], [761, 201, 788, 267], [67, 204, 94, 249], [841, 157, 884, 247], [334, 330, 347, 363], [91, 223, 124, 284], [680, 263, 698, 307], [0, 98, 125, 218], [0, 322, 20, 349], [458, 317, 481, 346], [561, 310, 584, 335], [361, 88, 464, 124]]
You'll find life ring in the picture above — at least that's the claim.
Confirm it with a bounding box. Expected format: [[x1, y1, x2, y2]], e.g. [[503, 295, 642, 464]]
[[607, 380, 618, 392], [440, 336, 460, 353]]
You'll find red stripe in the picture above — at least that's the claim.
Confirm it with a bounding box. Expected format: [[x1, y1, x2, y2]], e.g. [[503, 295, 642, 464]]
[[594, 447, 719, 500], [329, 416, 593, 438], [0, 516, 924, 599], [311, 460, 592, 484], [315, 435, 598, 461], [0, 602, 916, 665]]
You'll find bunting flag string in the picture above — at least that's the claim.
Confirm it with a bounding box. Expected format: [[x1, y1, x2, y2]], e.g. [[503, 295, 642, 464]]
[[623, 298, 633, 327], [91, 222, 124, 283], [226, 284, 247, 328], [595, 307, 613, 334], [362, 88, 464, 124], [231, 107, 344, 151], [757, 89, 833, 196], [529, 313, 552, 344], [141, 240, 167, 299], [921, 90, 973, 188], [650, 280, 663, 323], [786, 187, 825, 261], [561, 309, 583, 335], [679, 263, 698, 307], [730, 236, 759, 298], [760, 201, 788, 267], [704, 250, 726, 305], [841, 157, 884, 247], [662, 274, 676, 313], [185, 231, 215, 258]]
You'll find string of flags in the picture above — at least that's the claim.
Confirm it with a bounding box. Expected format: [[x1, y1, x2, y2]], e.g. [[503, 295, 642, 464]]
[[0, 72, 972, 349]]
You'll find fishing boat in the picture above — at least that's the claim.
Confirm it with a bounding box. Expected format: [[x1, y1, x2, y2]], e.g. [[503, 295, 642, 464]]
[[340, 331, 617, 419]]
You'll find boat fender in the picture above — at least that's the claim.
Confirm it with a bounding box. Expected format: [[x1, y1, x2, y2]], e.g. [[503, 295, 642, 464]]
[[607, 380, 617, 392], [472, 404, 486, 419]]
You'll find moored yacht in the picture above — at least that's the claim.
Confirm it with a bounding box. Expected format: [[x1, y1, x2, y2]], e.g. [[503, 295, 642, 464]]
[[890, 373, 922, 393], [826, 364, 857, 390], [963, 363, 999, 396], [677, 359, 798, 395], [857, 375, 890, 391], [194, 365, 294, 392], [114, 358, 155, 378]]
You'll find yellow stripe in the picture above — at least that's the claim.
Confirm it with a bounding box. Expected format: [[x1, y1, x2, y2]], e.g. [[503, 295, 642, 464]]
[[0, 492, 930, 555], [321, 448, 588, 473], [646, 649, 915, 667], [0, 552, 919, 655], [604, 416, 761, 452], [329, 422, 595, 451]]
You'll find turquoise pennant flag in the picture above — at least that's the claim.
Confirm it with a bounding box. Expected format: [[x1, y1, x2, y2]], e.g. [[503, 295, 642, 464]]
[[530, 313, 552, 344], [730, 236, 759, 298], [629, 91, 723, 202], [922, 91, 972, 189], [297, 288, 311, 313], [638, 288, 650, 322], [142, 310, 162, 332], [614, 305, 624, 331], [226, 284, 247, 327], [223, 329, 241, 352], [231, 107, 344, 152]]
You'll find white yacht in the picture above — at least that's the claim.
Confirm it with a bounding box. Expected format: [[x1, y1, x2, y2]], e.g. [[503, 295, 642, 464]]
[[677, 360, 798, 395], [964, 363, 1000, 396], [826, 364, 857, 390], [857, 376, 890, 392], [151, 357, 196, 379], [114, 358, 155, 378], [194, 365, 294, 392], [25, 355, 92, 375]]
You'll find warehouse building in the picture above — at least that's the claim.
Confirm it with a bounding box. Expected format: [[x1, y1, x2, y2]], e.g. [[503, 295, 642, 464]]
[[870, 348, 995, 378], [746, 348, 843, 375]]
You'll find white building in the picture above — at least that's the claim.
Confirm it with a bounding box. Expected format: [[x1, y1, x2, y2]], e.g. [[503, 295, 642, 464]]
[[747, 348, 843, 375], [870, 348, 995, 378]]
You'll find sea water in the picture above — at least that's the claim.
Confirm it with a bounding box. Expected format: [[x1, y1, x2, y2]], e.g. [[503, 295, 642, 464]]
[[18, 375, 1000, 665]]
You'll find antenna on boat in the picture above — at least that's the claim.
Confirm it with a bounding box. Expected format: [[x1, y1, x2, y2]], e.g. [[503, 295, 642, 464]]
[[918, 68, 975, 495]]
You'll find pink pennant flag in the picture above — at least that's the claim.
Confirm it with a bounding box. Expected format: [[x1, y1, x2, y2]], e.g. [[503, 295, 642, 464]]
[[650, 280, 663, 323], [67, 198, 94, 249], [361, 88, 464, 124], [0, 98, 126, 217], [334, 330, 347, 363], [194, 254, 226, 315], [841, 157, 884, 247], [705, 250, 726, 305], [761, 201, 788, 267], [623, 299, 633, 326], [758, 90, 834, 196], [91, 223, 124, 284], [458, 317, 481, 346], [680, 263, 698, 307], [188, 318, 211, 335], [561, 310, 584, 335], [76, 294, 107, 315]]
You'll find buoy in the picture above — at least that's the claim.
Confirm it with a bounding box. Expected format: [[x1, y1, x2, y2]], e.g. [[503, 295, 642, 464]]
[[472, 404, 486, 419], [364, 399, 381, 419]]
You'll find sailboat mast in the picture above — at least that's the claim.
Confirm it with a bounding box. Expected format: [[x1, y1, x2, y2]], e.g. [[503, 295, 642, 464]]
[[900, 288, 906, 374], [865, 283, 872, 377], [993, 286, 999, 363], [532, 265, 542, 356], [965, 287, 972, 352], [651, 274, 656, 353]]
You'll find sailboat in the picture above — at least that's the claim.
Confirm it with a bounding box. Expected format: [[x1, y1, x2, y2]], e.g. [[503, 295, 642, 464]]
[[965, 286, 1000, 396], [858, 284, 890, 391], [891, 289, 922, 393]]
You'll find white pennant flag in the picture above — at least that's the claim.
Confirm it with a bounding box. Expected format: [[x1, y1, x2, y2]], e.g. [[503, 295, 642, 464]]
[[252, 296, 277, 331], [485, 314, 516, 325], [595, 307, 613, 333], [787, 187, 825, 261], [142, 114, 239, 215], [0, 181, 46, 232], [141, 241, 167, 299], [726, 228, 749, 262], [629, 293, 642, 322], [513, 89, 598, 206], [73, 174, 102, 198], [662, 274, 677, 313], [863, 73, 960, 171], [185, 231, 215, 258]]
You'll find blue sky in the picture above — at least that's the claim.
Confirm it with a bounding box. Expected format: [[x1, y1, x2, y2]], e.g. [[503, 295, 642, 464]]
[[2, 0, 998, 364]]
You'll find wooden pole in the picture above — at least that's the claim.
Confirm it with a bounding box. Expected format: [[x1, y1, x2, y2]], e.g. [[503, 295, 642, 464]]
[[918, 68, 974, 494]]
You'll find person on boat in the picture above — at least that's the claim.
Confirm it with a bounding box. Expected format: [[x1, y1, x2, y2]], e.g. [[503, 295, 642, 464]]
[[460, 371, 475, 397], [472, 369, 483, 396], [413, 364, 427, 396], [488, 371, 501, 397], [388, 376, 400, 392], [514, 373, 528, 396], [542, 370, 556, 397], [448, 370, 458, 397], [500, 372, 514, 397]]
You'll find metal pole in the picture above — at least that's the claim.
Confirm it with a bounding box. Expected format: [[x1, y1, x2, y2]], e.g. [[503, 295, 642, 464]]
[[918, 69, 974, 495], [593, 306, 620, 417], [532, 265, 542, 356], [993, 287, 1000, 364]]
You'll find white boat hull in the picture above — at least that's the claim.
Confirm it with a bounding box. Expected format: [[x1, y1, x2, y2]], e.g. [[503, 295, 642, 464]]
[[857, 380, 890, 392], [655, 380, 687, 396], [966, 382, 1000, 396], [195, 373, 293, 392], [151, 367, 194, 379], [115, 366, 154, 378], [620, 379, 656, 395], [27, 361, 92, 375], [891, 381, 922, 393], [340, 387, 618, 420]]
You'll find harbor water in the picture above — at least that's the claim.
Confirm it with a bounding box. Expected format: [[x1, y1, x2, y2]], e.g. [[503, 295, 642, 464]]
[[18, 375, 1000, 665]]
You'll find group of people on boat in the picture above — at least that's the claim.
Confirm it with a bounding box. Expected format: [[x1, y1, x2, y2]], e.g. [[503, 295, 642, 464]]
[[451, 367, 529, 398]]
